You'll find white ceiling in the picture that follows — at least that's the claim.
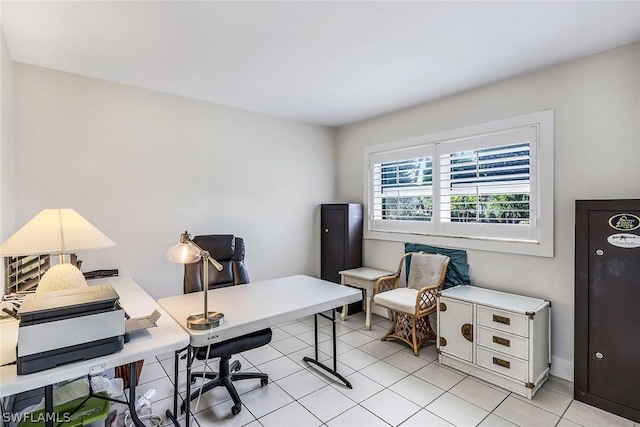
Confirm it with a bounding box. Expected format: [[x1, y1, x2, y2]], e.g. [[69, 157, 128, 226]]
[[2, 1, 640, 127]]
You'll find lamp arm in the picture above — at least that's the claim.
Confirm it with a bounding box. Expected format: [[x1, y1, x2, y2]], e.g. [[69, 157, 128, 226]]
[[183, 234, 223, 271], [204, 255, 223, 271]]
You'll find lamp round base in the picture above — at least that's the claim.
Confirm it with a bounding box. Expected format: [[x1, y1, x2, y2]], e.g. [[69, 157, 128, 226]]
[[186, 311, 224, 330]]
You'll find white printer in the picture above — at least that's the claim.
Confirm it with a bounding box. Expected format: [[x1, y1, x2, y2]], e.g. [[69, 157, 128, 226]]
[[16, 285, 125, 375]]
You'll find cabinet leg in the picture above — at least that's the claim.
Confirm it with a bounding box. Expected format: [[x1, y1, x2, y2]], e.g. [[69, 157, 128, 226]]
[[365, 289, 372, 330], [340, 305, 348, 321]]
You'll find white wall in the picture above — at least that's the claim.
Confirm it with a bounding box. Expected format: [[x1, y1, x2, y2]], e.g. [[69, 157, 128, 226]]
[[0, 24, 15, 297], [335, 42, 640, 381], [13, 64, 336, 299]]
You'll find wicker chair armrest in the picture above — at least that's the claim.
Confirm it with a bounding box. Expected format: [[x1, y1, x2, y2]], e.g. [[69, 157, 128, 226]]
[[415, 284, 441, 316], [375, 253, 415, 294], [374, 274, 400, 294]]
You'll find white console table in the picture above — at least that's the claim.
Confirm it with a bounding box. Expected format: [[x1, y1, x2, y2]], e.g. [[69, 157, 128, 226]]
[[339, 267, 393, 330], [437, 285, 550, 399]]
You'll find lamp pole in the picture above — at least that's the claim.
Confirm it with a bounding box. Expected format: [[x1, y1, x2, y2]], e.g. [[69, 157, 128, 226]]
[[185, 246, 224, 330]]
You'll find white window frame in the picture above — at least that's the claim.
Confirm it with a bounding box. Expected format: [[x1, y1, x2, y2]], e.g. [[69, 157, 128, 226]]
[[363, 110, 554, 257]]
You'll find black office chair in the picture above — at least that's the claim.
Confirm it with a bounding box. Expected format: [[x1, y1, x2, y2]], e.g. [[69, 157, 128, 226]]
[[181, 235, 271, 416]]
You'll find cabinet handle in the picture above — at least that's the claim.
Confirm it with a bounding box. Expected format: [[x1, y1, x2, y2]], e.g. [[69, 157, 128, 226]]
[[493, 357, 511, 369], [461, 323, 473, 342], [440, 337, 447, 347], [440, 302, 447, 312], [493, 336, 511, 347], [493, 315, 511, 325]]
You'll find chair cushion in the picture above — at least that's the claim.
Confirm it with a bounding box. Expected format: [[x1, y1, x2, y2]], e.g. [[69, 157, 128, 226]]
[[407, 253, 448, 289], [195, 328, 272, 360], [374, 288, 418, 314]]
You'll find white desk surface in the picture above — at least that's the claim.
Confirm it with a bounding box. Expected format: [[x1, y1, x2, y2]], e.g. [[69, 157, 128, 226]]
[[158, 275, 362, 347], [0, 276, 190, 398]]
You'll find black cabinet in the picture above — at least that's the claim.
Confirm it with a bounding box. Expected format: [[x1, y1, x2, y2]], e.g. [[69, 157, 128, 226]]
[[320, 204, 363, 284], [575, 199, 640, 423]]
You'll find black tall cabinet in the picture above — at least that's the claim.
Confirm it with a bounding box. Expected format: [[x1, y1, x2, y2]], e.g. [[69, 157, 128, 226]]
[[575, 199, 640, 423], [320, 204, 363, 284]]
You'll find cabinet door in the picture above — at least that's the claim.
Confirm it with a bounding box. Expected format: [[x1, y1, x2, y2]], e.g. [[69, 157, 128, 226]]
[[576, 203, 640, 419], [321, 206, 346, 283], [438, 297, 473, 362]]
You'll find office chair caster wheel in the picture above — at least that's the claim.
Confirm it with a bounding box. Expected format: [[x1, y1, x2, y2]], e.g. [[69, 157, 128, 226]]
[[234, 362, 241, 371], [261, 378, 269, 386], [231, 404, 242, 415]]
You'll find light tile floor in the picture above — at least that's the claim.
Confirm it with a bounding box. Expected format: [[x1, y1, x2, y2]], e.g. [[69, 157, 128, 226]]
[[42, 312, 638, 427]]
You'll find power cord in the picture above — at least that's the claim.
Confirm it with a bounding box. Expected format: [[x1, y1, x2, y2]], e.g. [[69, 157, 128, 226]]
[[192, 323, 219, 413], [123, 389, 162, 427]]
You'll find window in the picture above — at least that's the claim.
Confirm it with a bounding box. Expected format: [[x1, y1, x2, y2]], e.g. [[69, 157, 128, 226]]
[[364, 110, 553, 257]]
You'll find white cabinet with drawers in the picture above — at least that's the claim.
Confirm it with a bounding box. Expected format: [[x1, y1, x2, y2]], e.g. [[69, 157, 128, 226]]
[[437, 286, 550, 399]]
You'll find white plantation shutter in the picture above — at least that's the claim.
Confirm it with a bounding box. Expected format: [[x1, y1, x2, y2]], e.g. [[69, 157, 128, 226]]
[[364, 111, 552, 255], [439, 126, 536, 226], [369, 146, 436, 233]]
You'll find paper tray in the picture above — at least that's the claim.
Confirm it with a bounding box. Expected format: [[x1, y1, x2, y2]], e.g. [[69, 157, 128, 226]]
[[125, 309, 161, 333]]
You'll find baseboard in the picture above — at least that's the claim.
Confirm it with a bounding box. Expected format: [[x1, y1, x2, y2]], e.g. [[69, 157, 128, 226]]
[[550, 356, 573, 381]]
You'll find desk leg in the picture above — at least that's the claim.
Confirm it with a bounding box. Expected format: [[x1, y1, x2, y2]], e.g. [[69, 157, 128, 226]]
[[126, 361, 147, 427], [303, 311, 352, 389], [185, 346, 192, 427], [165, 346, 193, 427], [165, 348, 184, 427], [44, 385, 53, 427]]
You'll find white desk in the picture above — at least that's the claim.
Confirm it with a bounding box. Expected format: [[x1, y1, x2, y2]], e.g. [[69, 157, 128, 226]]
[[339, 267, 393, 330], [158, 275, 362, 347], [0, 276, 190, 426], [158, 275, 362, 427]]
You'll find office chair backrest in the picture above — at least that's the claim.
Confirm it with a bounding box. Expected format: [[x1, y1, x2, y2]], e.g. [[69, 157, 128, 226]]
[[183, 234, 250, 294]]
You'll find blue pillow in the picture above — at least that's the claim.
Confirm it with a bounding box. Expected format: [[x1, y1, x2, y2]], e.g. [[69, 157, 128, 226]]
[[404, 243, 471, 289]]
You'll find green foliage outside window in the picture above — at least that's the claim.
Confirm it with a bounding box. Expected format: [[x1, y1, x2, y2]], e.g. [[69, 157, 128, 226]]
[[382, 196, 433, 221], [450, 194, 530, 224]]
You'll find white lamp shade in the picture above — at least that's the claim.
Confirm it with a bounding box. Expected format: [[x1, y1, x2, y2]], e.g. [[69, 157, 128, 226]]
[[166, 242, 201, 264], [0, 209, 116, 256]]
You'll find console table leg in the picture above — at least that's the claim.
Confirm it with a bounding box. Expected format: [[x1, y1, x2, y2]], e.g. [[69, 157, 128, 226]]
[[365, 287, 373, 330]]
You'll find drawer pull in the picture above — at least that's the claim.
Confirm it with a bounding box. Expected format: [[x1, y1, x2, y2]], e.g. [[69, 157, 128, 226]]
[[440, 302, 447, 312], [461, 323, 473, 342], [440, 337, 447, 347], [493, 357, 511, 369], [493, 336, 511, 347], [493, 315, 511, 325]]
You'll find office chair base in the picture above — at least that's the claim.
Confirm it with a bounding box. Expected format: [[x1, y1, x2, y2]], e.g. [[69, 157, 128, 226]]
[[181, 359, 269, 415]]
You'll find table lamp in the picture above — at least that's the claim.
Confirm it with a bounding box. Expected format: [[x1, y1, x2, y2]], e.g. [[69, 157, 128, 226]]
[[166, 231, 224, 329], [0, 209, 116, 292]]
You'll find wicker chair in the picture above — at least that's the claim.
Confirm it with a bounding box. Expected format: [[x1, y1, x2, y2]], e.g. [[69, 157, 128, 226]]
[[373, 252, 450, 355]]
